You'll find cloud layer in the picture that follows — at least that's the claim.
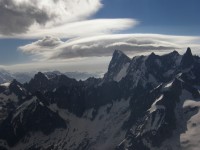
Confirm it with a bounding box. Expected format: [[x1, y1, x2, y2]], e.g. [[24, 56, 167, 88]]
[[19, 34, 200, 60]]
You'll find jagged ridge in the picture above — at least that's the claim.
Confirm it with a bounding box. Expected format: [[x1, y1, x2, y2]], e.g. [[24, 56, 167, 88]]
[[0, 48, 200, 150]]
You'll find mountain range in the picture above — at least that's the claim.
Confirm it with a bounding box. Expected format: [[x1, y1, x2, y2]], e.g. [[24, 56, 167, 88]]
[[0, 70, 102, 84], [0, 48, 200, 150]]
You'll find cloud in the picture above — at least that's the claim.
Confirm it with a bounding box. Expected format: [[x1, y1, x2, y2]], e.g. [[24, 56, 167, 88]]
[[0, 0, 102, 36], [18, 19, 138, 39], [19, 36, 64, 59], [2, 57, 110, 73], [19, 34, 200, 60], [0, 0, 49, 35], [0, 0, 138, 39]]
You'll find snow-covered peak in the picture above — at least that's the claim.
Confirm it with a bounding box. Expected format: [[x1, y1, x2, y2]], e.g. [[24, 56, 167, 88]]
[[103, 50, 131, 82], [111, 50, 131, 66]]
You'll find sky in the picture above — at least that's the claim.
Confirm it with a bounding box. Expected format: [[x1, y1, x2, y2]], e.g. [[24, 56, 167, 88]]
[[0, 0, 200, 73]]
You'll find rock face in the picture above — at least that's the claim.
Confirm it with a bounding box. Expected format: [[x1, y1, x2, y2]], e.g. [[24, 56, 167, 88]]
[[181, 47, 194, 69], [0, 98, 66, 146], [0, 48, 200, 150], [104, 50, 131, 82]]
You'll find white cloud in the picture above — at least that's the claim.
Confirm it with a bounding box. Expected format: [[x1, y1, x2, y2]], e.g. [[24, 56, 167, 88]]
[[18, 19, 138, 39], [0, 0, 138, 39], [19, 34, 200, 60], [19, 36, 64, 59], [0, 0, 102, 36]]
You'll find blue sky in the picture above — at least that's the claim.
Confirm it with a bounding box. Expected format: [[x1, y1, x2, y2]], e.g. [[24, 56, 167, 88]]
[[95, 0, 200, 35], [0, 0, 200, 72], [0, 39, 33, 65]]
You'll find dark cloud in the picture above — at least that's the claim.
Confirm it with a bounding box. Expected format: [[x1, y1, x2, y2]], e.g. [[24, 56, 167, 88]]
[[0, 0, 103, 36], [36, 36, 64, 47], [0, 0, 51, 35]]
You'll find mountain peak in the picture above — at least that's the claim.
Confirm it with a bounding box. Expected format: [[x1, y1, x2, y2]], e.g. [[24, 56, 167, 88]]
[[35, 72, 45, 77], [148, 52, 157, 59], [9, 79, 21, 88], [181, 47, 194, 69], [111, 50, 130, 63], [10, 79, 20, 85], [114, 49, 122, 54], [112, 50, 128, 59], [186, 47, 192, 55], [33, 72, 48, 81], [150, 52, 156, 56], [172, 50, 179, 55], [103, 50, 131, 82]]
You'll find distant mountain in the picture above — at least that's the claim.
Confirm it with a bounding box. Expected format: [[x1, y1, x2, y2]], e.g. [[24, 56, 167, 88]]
[[64, 72, 102, 80], [0, 70, 33, 84], [1, 48, 200, 150], [44, 71, 102, 81], [0, 70, 102, 85], [0, 69, 14, 84]]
